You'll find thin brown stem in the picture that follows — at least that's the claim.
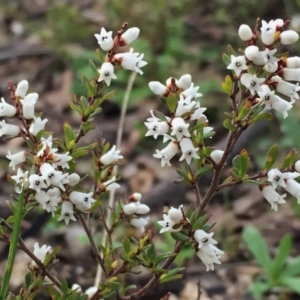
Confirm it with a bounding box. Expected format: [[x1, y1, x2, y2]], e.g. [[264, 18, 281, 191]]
[[77, 212, 108, 278]]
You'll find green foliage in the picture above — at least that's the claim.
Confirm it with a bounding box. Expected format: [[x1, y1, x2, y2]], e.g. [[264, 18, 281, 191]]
[[243, 226, 300, 298]]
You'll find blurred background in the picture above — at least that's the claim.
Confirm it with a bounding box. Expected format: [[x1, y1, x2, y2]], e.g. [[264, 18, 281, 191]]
[[1, 0, 300, 299]]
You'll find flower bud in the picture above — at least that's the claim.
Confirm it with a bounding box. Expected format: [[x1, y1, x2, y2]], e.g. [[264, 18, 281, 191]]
[[244, 45, 259, 61], [149, 81, 168, 96], [130, 192, 142, 202], [66, 173, 80, 186], [238, 24, 253, 41], [121, 27, 140, 45], [295, 160, 300, 172], [0, 98, 16, 117], [177, 74, 192, 90], [168, 206, 183, 223], [210, 150, 224, 164], [280, 30, 299, 45], [286, 57, 300, 69], [15, 80, 28, 98], [123, 202, 137, 215]]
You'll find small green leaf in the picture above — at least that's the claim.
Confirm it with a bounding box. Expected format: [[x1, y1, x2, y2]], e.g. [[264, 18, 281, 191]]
[[152, 110, 169, 122], [271, 234, 291, 279], [223, 119, 236, 131], [264, 144, 279, 171], [222, 53, 231, 65], [281, 149, 298, 169], [123, 238, 131, 255], [63, 123, 75, 147], [221, 75, 232, 95], [159, 274, 183, 283], [89, 59, 99, 75], [95, 49, 105, 63], [24, 272, 32, 289], [281, 277, 300, 293], [283, 256, 300, 276], [243, 226, 272, 272], [170, 232, 189, 242], [249, 281, 271, 298], [192, 214, 210, 230], [248, 112, 273, 124], [227, 45, 236, 56], [166, 92, 178, 113], [240, 149, 249, 178], [195, 164, 213, 178], [238, 101, 251, 120]]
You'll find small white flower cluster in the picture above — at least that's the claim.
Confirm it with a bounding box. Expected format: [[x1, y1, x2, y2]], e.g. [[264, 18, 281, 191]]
[[228, 19, 300, 119], [157, 205, 224, 271], [0, 80, 48, 139], [32, 242, 52, 267], [260, 164, 300, 211], [95, 27, 147, 86], [146, 74, 212, 166], [123, 193, 150, 233], [194, 229, 224, 271], [72, 284, 103, 300], [5, 80, 124, 225]]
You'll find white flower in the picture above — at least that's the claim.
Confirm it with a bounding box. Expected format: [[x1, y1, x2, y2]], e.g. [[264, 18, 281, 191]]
[[210, 150, 224, 164], [85, 286, 98, 299], [227, 55, 248, 76], [6, 151, 26, 170], [29, 116, 48, 136], [175, 95, 195, 117], [0, 120, 19, 138], [148, 81, 168, 96], [66, 173, 80, 186], [238, 24, 253, 41], [286, 57, 300, 69], [0, 98, 16, 117], [97, 62, 117, 86], [190, 104, 207, 121], [180, 83, 202, 100], [123, 202, 137, 215], [260, 20, 276, 45], [177, 74, 192, 90], [260, 185, 286, 211], [102, 175, 121, 193], [71, 284, 82, 292], [280, 30, 299, 45], [144, 116, 169, 139], [252, 48, 278, 66], [32, 242, 52, 267], [100, 145, 123, 165], [36, 136, 56, 157], [283, 68, 300, 82], [285, 179, 300, 203], [240, 73, 265, 95], [70, 191, 95, 211], [158, 214, 182, 234], [29, 174, 47, 193], [258, 85, 293, 118], [52, 152, 72, 169], [20, 93, 38, 119], [179, 138, 200, 164], [171, 117, 190, 140], [94, 28, 114, 51], [267, 168, 287, 188], [271, 76, 300, 101], [115, 50, 147, 75], [40, 163, 68, 191], [15, 80, 29, 98], [11, 168, 29, 193], [153, 140, 179, 167], [130, 217, 149, 233], [168, 205, 184, 223], [35, 190, 60, 216], [121, 27, 140, 45], [264, 62, 278, 73], [195, 230, 224, 271], [58, 202, 77, 224]]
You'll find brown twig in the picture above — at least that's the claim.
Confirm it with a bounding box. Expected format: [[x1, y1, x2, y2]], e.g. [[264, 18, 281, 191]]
[[77, 212, 108, 278]]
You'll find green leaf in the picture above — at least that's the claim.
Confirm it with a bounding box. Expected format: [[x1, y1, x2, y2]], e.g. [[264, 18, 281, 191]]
[[166, 91, 179, 113], [153, 253, 176, 267], [249, 280, 270, 298], [242, 226, 272, 272], [152, 110, 169, 122], [192, 214, 209, 230], [281, 149, 298, 169], [89, 59, 99, 75], [195, 164, 213, 178], [231, 155, 242, 179], [283, 256, 300, 276], [170, 232, 189, 242], [223, 119, 236, 131], [123, 238, 131, 255], [24, 272, 32, 289], [222, 53, 231, 66], [281, 277, 300, 294], [264, 144, 279, 171], [248, 112, 273, 125], [271, 234, 291, 279], [221, 75, 232, 95], [237, 101, 251, 120], [240, 149, 249, 178], [159, 274, 183, 283], [227, 45, 236, 56], [69, 102, 83, 115], [145, 243, 156, 261], [63, 123, 75, 147], [95, 49, 105, 63]]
